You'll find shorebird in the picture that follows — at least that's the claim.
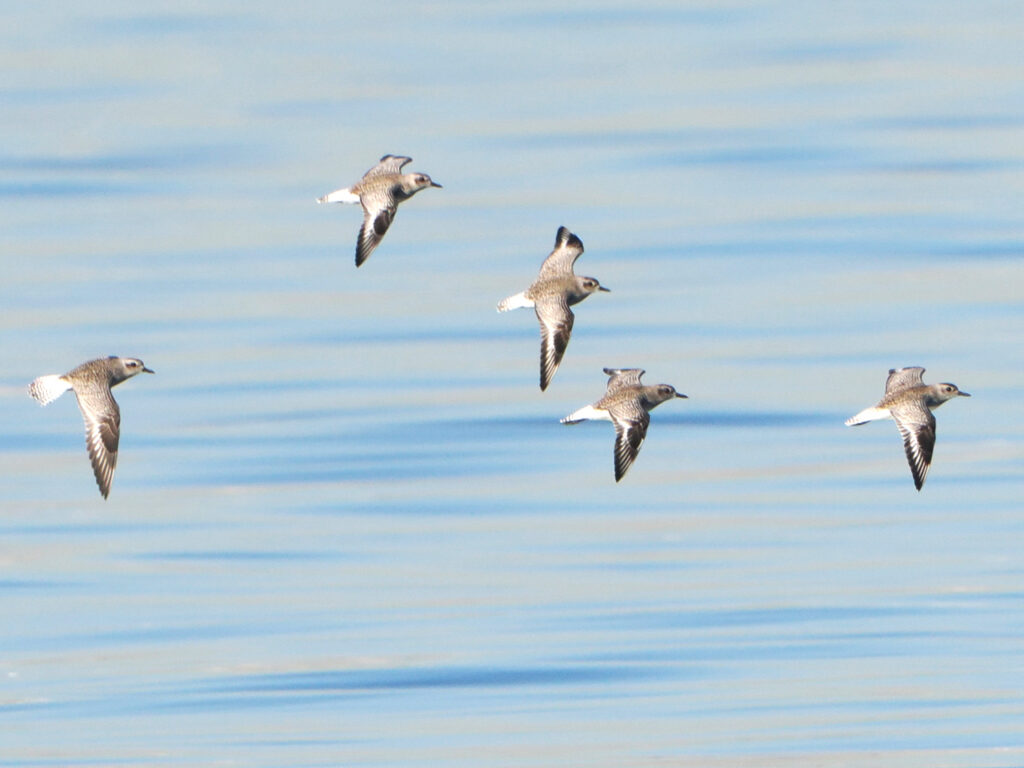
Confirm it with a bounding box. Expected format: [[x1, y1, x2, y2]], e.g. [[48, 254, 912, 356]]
[[845, 366, 970, 490], [317, 154, 441, 267], [562, 368, 687, 481], [497, 226, 609, 391], [29, 356, 154, 498]]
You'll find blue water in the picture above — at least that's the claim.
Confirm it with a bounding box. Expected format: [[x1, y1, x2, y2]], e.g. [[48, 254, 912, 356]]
[[1, 2, 1023, 766]]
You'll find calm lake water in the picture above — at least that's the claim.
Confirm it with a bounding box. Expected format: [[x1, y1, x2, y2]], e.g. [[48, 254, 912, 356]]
[[1, 2, 1023, 766]]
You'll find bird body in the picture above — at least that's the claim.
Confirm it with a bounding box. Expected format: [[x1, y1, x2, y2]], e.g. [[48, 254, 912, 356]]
[[29, 356, 153, 499]]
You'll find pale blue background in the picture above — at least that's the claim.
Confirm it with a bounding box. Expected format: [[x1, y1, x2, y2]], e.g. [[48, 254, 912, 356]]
[[1, 2, 1022, 766]]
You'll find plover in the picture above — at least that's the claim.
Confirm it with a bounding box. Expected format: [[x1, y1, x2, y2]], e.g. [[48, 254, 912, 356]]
[[562, 368, 687, 481], [497, 226, 609, 391], [317, 154, 441, 267], [845, 366, 970, 490], [29, 356, 154, 499]]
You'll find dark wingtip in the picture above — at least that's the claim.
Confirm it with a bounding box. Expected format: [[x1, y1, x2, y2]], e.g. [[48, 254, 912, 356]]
[[555, 226, 583, 251]]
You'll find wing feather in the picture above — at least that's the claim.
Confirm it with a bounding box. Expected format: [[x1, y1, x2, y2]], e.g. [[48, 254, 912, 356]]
[[885, 367, 926, 395], [610, 405, 650, 482], [356, 204, 397, 267], [363, 155, 412, 179], [75, 386, 120, 499], [892, 403, 935, 490], [603, 368, 645, 394], [536, 297, 574, 391], [537, 227, 585, 279]]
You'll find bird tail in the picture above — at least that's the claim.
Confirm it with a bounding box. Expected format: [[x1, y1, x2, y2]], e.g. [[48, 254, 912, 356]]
[[845, 407, 889, 426], [316, 186, 360, 204], [561, 405, 605, 424], [496, 292, 532, 312], [29, 375, 71, 406]]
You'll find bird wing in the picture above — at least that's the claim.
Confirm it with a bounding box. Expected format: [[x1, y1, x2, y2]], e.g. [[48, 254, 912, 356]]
[[885, 367, 926, 395], [537, 227, 585, 279], [356, 197, 398, 267], [891, 401, 936, 490], [603, 368, 645, 394], [363, 154, 412, 180], [609, 401, 650, 482], [536, 296, 574, 391], [75, 384, 121, 499]]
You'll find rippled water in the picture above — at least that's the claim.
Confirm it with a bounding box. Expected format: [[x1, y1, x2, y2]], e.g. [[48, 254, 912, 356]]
[[1, 2, 1023, 766]]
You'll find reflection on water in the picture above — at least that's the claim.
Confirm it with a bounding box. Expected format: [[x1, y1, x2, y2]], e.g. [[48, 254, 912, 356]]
[[1, 1, 1023, 766]]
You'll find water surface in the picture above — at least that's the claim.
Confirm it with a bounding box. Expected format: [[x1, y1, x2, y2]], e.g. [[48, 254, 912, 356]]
[[1, 2, 1022, 766]]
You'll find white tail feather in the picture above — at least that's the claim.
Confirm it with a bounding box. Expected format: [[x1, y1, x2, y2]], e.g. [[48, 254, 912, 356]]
[[496, 292, 533, 312], [29, 375, 71, 406], [316, 187, 360, 204], [561, 405, 610, 424], [845, 407, 890, 426]]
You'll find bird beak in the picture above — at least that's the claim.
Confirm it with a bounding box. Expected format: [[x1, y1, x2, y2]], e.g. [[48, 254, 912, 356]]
[[598, 286, 611, 292], [958, 390, 970, 397], [430, 181, 443, 188], [143, 367, 155, 374], [675, 393, 688, 399]]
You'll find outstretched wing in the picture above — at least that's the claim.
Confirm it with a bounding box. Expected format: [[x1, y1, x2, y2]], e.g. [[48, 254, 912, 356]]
[[603, 368, 645, 394], [536, 297, 574, 391], [356, 201, 398, 267], [609, 402, 650, 482], [363, 155, 412, 180], [537, 227, 585, 279], [75, 385, 121, 499], [891, 401, 936, 490], [885, 367, 925, 395]]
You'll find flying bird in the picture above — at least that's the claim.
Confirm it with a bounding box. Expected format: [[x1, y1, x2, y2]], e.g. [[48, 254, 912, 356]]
[[497, 226, 609, 391], [846, 366, 970, 490], [29, 356, 154, 498], [562, 367, 687, 481], [317, 154, 441, 267]]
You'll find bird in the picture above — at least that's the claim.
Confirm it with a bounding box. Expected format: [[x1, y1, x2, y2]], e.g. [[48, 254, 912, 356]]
[[497, 226, 609, 391], [317, 154, 441, 267], [561, 368, 687, 481], [28, 356, 154, 499], [845, 366, 970, 490]]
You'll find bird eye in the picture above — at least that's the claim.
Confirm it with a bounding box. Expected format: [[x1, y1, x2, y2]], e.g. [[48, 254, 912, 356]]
[[127, 361, 137, 367]]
